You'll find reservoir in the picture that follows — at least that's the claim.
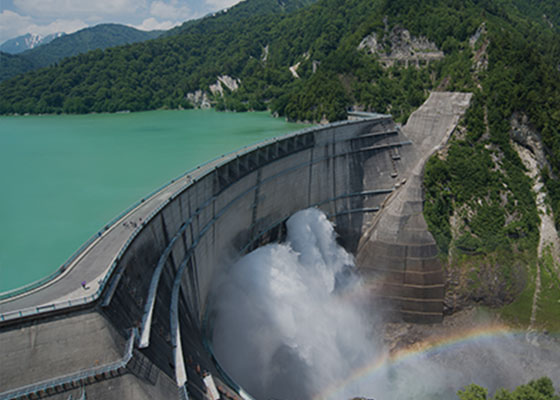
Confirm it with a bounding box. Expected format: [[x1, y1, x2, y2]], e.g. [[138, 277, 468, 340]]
[[0, 109, 303, 292]]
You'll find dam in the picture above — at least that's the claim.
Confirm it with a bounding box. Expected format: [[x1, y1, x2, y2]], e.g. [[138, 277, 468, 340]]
[[0, 92, 471, 400]]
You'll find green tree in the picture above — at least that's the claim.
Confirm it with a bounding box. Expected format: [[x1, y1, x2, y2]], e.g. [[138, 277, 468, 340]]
[[458, 378, 559, 400], [458, 384, 488, 400]]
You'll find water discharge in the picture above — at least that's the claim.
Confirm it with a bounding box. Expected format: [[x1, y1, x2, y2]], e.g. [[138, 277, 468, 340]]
[[211, 208, 560, 399], [211, 208, 383, 399]]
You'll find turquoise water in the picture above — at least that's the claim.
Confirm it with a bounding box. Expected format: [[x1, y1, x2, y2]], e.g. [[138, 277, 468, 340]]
[[0, 109, 304, 292]]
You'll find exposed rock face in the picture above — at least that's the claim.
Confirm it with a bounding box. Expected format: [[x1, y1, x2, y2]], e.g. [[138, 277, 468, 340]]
[[443, 257, 526, 314], [288, 51, 320, 76], [189, 75, 240, 106], [358, 33, 381, 54], [261, 44, 269, 62], [511, 112, 548, 167], [186, 90, 211, 108], [289, 62, 301, 78], [358, 26, 444, 67], [209, 75, 241, 96], [511, 114, 560, 328], [470, 22, 488, 76], [312, 60, 320, 73], [469, 22, 485, 48]]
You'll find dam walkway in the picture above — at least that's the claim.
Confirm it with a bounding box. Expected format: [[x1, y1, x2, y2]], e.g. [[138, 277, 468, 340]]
[[0, 133, 310, 322]]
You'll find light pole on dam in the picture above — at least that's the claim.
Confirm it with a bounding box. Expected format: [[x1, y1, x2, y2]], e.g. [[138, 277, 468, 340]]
[[0, 92, 471, 400]]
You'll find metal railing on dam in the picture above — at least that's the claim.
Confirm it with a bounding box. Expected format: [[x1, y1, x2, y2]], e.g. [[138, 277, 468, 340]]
[[0, 113, 411, 400]]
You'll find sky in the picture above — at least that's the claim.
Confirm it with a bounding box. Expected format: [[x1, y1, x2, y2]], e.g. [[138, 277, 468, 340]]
[[0, 0, 243, 43]]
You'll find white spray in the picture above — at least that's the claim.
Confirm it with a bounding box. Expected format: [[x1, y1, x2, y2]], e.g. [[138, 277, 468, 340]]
[[211, 208, 382, 399], [210, 208, 560, 399]]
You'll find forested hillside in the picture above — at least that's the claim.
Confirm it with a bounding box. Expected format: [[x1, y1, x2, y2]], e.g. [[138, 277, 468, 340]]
[[1, 0, 557, 125], [164, 0, 318, 37], [0, 24, 162, 82], [0, 52, 36, 81], [0, 0, 559, 323]]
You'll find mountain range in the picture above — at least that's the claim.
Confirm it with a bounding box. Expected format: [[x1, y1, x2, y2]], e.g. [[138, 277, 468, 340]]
[[0, 24, 163, 82], [0, 32, 66, 54]]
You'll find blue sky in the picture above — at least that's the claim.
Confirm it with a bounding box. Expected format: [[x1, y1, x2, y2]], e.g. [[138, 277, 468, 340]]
[[0, 0, 243, 43]]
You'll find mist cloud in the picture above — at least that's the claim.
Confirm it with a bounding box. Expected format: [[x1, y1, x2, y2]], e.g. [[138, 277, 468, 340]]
[[210, 208, 560, 399], [0, 9, 86, 43], [211, 208, 381, 399]]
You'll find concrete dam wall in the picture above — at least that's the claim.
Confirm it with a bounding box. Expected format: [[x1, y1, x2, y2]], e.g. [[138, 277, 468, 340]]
[[0, 92, 471, 400], [101, 114, 407, 393]]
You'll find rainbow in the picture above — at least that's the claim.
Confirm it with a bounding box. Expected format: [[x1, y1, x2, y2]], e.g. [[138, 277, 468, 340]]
[[314, 323, 523, 400]]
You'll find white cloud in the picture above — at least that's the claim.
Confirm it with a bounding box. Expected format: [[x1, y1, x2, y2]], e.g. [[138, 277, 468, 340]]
[[32, 19, 87, 37], [1, 0, 211, 43], [12, 0, 146, 18], [150, 0, 192, 20], [204, 0, 243, 10], [133, 17, 179, 32], [0, 9, 86, 43], [0, 10, 33, 41]]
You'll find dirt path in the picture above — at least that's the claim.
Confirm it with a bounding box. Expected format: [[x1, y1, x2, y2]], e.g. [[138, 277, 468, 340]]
[[529, 264, 541, 330]]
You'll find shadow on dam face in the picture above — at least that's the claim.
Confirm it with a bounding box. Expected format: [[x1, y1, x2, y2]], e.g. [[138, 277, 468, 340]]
[[1, 94, 494, 399]]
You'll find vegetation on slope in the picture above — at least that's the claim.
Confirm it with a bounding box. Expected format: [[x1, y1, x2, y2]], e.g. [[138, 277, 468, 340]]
[[0, 0, 472, 121], [420, 1, 560, 321], [0, 52, 36, 81], [457, 377, 559, 400], [165, 0, 318, 37]]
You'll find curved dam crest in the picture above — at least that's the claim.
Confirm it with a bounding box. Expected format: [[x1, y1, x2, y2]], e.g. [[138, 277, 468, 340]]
[[0, 92, 471, 400]]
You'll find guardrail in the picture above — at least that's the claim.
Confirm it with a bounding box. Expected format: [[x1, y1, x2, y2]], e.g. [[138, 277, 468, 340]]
[[0, 116, 384, 324], [0, 294, 97, 322], [0, 174, 187, 302]]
